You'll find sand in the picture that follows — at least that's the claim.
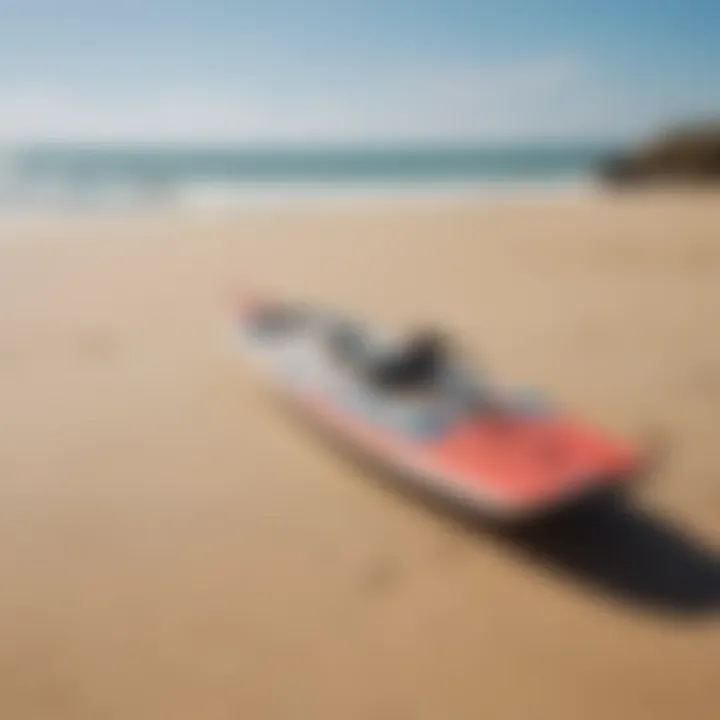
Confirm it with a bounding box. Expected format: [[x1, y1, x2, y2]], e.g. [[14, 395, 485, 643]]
[[1, 191, 719, 719]]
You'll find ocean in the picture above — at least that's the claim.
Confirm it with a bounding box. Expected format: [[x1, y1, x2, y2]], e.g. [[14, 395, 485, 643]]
[[0, 143, 613, 211]]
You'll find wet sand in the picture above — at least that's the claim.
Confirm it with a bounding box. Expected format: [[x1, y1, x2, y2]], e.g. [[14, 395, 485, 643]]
[[1, 191, 719, 719]]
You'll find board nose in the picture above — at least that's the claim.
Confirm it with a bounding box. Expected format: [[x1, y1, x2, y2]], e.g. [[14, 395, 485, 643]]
[[236, 292, 267, 320]]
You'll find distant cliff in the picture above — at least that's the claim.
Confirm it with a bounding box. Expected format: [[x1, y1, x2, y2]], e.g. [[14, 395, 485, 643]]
[[600, 121, 720, 185]]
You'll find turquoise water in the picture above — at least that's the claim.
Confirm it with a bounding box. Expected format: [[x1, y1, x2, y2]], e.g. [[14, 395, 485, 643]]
[[1, 143, 613, 209]]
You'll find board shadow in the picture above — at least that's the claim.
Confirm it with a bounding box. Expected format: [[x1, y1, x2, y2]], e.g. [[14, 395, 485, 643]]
[[284, 400, 720, 617], [494, 495, 720, 616], [373, 459, 720, 617]]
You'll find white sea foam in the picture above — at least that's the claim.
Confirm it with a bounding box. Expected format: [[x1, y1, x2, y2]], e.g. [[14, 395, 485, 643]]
[[170, 177, 593, 210], [0, 143, 603, 214]]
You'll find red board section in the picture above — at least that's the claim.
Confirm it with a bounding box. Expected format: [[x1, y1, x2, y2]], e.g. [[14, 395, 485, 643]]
[[426, 416, 635, 505]]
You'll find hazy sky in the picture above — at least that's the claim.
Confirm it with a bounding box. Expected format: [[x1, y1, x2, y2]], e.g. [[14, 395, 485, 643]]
[[1, 0, 718, 142]]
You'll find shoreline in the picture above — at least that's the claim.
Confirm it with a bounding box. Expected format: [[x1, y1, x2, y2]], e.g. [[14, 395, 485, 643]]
[[0, 176, 597, 217]]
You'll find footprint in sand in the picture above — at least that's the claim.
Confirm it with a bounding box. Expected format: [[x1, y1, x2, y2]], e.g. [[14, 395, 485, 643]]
[[75, 330, 120, 364], [432, 535, 468, 567], [360, 558, 402, 597], [691, 362, 720, 400], [0, 350, 16, 370]]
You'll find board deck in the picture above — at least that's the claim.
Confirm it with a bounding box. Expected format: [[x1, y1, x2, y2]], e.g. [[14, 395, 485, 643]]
[[237, 298, 637, 520]]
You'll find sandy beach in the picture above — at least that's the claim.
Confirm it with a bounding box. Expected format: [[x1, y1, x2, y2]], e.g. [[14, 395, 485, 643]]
[[1, 190, 719, 719]]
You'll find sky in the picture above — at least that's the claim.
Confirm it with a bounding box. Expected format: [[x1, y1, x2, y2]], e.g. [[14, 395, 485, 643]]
[[0, 0, 718, 144]]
